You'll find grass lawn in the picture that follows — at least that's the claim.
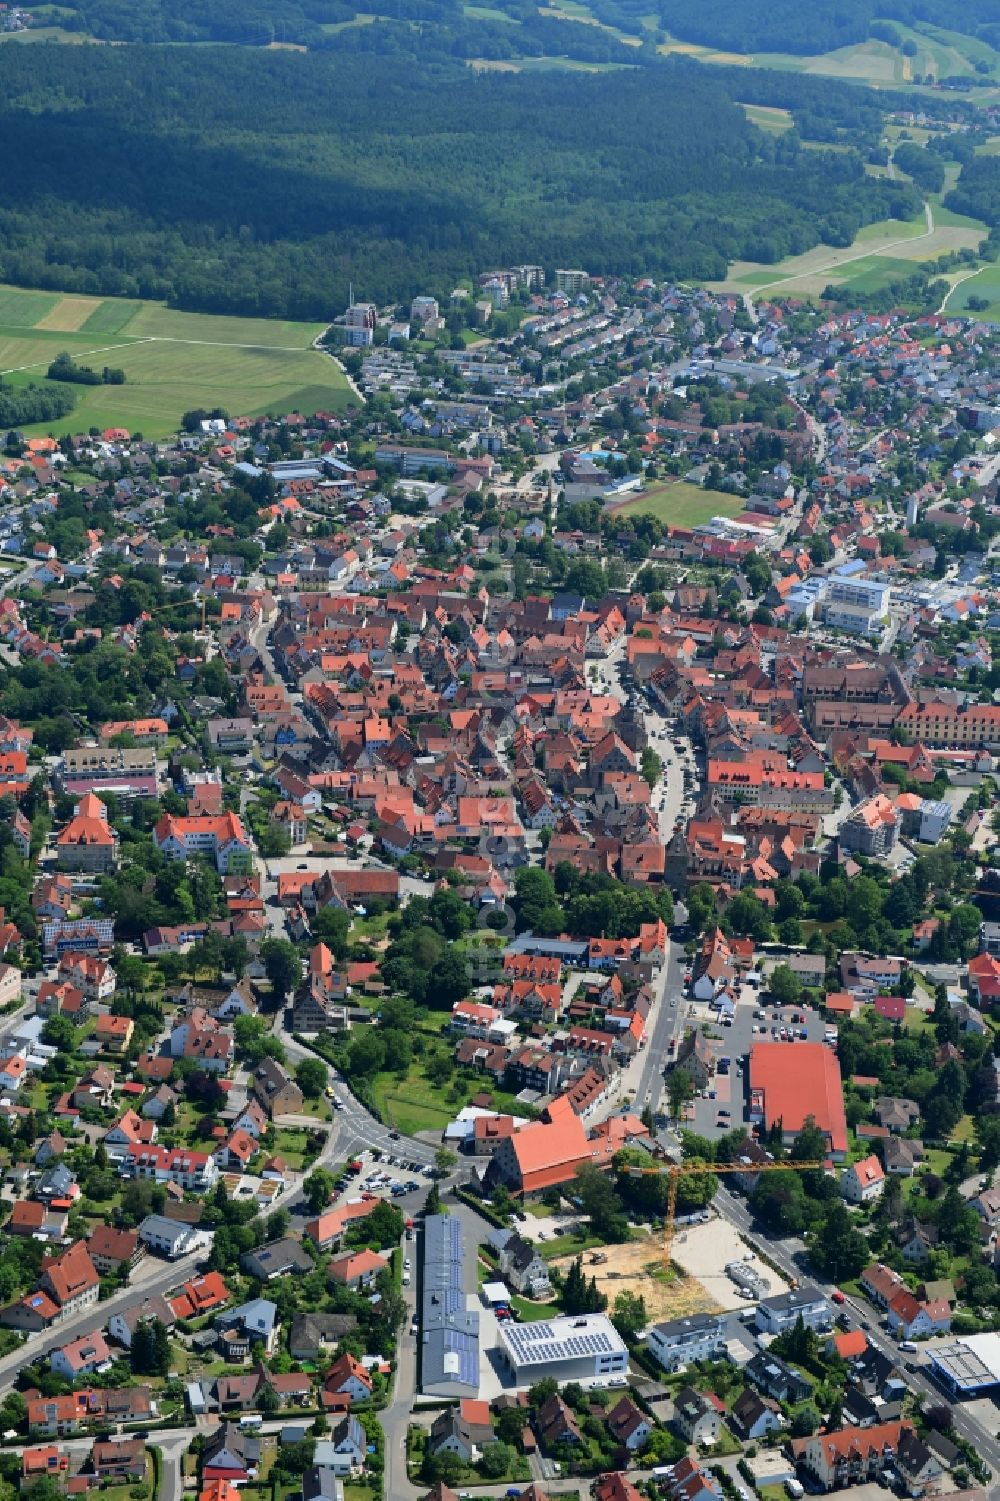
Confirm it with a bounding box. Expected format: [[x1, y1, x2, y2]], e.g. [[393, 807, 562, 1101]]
[[372, 1064, 456, 1136], [905, 1148, 952, 1200], [294, 1096, 333, 1122], [510, 1292, 561, 1321], [950, 1114, 976, 1144], [273, 1128, 312, 1170], [704, 1427, 742, 1458], [351, 912, 392, 943], [621, 480, 744, 528], [538, 1227, 608, 1261], [0, 280, 355, 439], [344, 1487, 376, 1501]]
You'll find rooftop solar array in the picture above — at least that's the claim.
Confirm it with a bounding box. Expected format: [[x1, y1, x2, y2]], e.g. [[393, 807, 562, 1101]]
[[499, 1315, 626, 1368], [421, 1213, 479, 1393]]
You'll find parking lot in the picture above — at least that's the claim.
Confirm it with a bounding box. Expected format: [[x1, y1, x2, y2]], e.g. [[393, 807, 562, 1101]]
[[324, 1148, 434, 1214], [681, 986, 831, 1141]]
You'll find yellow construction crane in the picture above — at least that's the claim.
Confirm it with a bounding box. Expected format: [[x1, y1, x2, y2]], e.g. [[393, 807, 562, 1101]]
[[621, 1158, 824, 1266]]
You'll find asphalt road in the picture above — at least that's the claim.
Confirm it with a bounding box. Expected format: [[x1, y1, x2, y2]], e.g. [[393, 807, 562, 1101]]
[[0, 1248, 205, 1393], [275, 1016, 438, 1170]]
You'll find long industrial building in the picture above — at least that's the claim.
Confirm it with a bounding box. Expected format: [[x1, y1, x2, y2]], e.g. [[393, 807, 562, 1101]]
[[420, 1212, 480, 1398]]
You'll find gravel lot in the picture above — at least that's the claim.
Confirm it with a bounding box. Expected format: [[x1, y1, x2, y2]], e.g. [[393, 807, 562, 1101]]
[[670, 1215, 791, 1310]]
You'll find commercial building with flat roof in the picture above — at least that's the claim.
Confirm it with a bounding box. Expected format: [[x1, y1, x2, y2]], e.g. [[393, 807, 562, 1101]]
[[927, 1334, 1000, 1396], [421, 1213, 480, 1399], [748, 1042, 848, 1160], [496, 1313, 628, 1386]]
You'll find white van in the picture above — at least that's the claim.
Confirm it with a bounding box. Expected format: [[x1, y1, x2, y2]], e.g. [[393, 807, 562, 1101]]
[[899, 1340, 918, 1353]]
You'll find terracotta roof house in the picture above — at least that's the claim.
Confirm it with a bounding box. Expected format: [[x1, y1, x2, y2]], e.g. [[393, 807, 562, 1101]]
[[56, 793, 118, 875]]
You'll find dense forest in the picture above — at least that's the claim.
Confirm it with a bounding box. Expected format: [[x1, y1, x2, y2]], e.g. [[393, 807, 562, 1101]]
[[0, 45, 921, 319], [50, 0, 1000, 57], [948, 155, 1000, 228], [0, 380, 75, 429], [646, 0, 1000, 58]]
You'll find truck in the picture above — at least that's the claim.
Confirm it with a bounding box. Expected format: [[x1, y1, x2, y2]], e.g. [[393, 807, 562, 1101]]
[[784, 1481, 804, 1499]]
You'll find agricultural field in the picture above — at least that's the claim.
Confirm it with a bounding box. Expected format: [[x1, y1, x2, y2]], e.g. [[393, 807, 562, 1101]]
[[708, 198, 986, 302], [0, 283, 353, 440], [942, 265, 1000, 322], [539, 0, 643, 47], [745, 39, 908, 84], [620, 481, 744, 529], [744, 23, 996, 86], [656, 35, 749, 65], [739, 103, 793, 132]]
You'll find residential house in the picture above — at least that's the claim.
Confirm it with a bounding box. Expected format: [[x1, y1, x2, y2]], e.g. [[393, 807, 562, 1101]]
[[606, 1396, 653, 1453], [323, 1352, 373, 1405], [50, 1331, 112, 1380], [91, 1441, 147, 1480], [107, 1295, 177, 1349], [841, 1155, 885, 1205], [672, 1388, 721, 1447], [536, 1394, 583, 1450], [86, 1227, 143, 1277], [792, 1420, 914, 1493], [289, 1313, 360, 1362], [646, 1314, 726, 1373], [315, 1418, 367, 1476], [745, 1351, 810, 1405], [252, 1057, 304, 1118], [327, 1249, 387, 1291], [497, 1233, 552, 1298], [729, 1390, 783, 1444], [137, 1214, 208, 1261], [201, 1423, 261, 1482], [755, 1288, 831, 1337], [428, 1401, 495, 1463], [241, 1238, 314, 1281]]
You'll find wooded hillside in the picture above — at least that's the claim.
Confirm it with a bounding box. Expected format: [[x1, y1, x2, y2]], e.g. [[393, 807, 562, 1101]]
[[0, 45, 921, 319]]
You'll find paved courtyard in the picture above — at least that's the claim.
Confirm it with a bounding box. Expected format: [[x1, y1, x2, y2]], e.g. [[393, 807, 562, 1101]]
[[670, 1215, 791, 1311]]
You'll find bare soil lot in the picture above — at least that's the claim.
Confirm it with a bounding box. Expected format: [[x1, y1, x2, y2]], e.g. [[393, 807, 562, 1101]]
[[552, 1232, 720, 1322]]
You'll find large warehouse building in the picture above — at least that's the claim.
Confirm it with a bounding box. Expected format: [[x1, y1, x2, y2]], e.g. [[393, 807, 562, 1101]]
[[748, 1042, 848, 1161], [928, 1335, 1000, 1397], [496, 1313, 628, 1386], [421, 1213, 480, 1398]]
